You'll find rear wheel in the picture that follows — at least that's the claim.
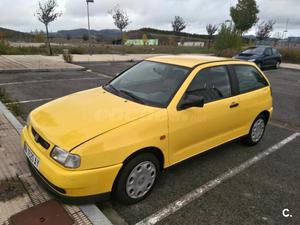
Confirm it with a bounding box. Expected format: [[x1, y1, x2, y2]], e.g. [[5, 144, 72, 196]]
[[242, 115, 266, 146], [113, 153, 160, 204]]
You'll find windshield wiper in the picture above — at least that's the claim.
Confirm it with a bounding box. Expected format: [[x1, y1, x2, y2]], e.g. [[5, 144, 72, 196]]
[[119, 89, 146, 104], [105, 84, 119, 93]]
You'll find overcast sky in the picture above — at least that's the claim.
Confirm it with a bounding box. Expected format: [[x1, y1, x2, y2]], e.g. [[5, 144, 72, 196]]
[[0, 0, 299, 37]]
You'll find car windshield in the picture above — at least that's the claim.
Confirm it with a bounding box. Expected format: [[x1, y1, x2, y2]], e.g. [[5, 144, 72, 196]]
[[105, 61, 190, 108], [242, 47, 265, 55]]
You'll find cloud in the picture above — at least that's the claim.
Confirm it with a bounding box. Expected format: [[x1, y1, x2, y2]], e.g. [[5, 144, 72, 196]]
[[0, 0, 299, 36]]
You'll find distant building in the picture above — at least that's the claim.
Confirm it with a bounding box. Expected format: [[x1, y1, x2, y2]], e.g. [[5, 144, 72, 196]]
[[178, 41, 205, 47], [125, 39, 159, 46]]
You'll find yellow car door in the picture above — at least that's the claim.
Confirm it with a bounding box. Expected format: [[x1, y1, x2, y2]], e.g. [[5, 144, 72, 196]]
[[168, 64, 243, 164], [230, 64, 272, 132]]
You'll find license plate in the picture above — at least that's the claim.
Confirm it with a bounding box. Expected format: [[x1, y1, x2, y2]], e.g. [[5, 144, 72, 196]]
[[24, 143, 40, 169]]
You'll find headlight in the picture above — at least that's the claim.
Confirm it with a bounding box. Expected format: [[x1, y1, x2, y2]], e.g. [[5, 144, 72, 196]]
[[51, 146, 81, 168], [248, 59, 256, 62]]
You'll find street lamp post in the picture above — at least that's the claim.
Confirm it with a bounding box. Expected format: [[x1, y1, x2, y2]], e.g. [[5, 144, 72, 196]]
[[86, 0, 94, 55]]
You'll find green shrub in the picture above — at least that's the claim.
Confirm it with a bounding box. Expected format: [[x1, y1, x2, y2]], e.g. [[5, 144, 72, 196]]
[[69, 47, 85, 54], [6, 46, 47, 55], [214, 24, 242, 55], [0, 41, 10, 54], [62, 49, 73, 63]]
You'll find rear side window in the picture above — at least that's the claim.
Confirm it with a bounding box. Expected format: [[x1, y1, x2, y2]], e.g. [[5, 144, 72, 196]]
[[272, 48, 279, 55], [187, 66, 231, 103], [233, 65, 268, 93], [264, 48, 273, 56]]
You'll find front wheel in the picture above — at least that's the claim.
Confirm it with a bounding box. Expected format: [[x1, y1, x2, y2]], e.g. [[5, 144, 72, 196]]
[[242, 115, 266, 146], [113, 153, 160, 204]]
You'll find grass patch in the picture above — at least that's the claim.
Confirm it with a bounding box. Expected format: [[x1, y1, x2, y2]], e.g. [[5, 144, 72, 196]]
[[0, 88, 24, 119], [279, 47, 300, 64]]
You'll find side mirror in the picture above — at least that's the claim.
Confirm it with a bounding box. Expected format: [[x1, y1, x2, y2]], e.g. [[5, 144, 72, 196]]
[[177, 94, 204, 110]]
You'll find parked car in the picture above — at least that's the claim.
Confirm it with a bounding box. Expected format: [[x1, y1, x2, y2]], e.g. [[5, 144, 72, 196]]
[[234, 46, 282, 69], [22, 56, 273, 204]]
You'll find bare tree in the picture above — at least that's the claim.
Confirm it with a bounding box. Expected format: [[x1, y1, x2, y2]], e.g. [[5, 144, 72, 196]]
[[171, 16, 187, 33], [206, 24, 218, 48], [256, 20, 276, 40], [109, 5, 130, 44], [36, 0, 61, 55]]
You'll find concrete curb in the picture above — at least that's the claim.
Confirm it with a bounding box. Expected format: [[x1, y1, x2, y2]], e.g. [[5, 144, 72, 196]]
[[0, 100, 112, 225]]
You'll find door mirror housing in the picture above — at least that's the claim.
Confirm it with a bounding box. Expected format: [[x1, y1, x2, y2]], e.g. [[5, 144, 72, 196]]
[[178, 94, 205, 110]]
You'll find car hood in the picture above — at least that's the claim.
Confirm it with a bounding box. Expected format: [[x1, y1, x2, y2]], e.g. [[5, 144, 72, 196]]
[[30, 87, 159, 150]]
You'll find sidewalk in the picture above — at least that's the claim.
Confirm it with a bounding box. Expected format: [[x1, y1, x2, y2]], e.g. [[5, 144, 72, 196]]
[[52, 54, 164, 62], [0, 102, 112, 225], [281, 62, 300, 70], [0, 55, 84, 73]]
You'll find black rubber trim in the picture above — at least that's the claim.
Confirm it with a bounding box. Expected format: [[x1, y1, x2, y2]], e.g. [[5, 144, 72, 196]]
[[27, 160, 110, 204]]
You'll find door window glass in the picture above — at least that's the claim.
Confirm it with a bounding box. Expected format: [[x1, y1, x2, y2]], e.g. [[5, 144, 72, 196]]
[[233, 65, 268, 93], [187, 66, 231, 103]]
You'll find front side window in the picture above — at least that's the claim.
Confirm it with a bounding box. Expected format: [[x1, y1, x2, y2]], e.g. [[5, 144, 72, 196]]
[[106, 61, 190, 107], [233, 65, 268, 93], [186, 66, 232, 103]]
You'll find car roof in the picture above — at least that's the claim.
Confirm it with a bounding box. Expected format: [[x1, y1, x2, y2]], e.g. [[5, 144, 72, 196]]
[[146, 55, 237, 68]]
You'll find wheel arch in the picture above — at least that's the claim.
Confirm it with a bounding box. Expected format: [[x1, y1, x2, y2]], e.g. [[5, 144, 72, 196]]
[[111, 146, 165, 197], [122, 147, 165, 171], [259, 110, 270, 123]]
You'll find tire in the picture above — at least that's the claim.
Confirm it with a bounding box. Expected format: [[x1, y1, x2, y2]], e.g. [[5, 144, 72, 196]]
[[242, 115, 266, 146], [113, 153, 160, 204]]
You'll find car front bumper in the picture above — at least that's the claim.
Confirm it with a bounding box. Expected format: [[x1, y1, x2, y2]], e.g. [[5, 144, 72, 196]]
[[21, 126, 122, 200]]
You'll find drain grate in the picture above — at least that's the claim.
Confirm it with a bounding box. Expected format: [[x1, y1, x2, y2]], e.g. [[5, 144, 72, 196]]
[[10, 200, 74, 225]]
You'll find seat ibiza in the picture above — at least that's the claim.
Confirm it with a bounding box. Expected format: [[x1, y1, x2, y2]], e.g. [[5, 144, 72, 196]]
[[21, 56, 273, 204]]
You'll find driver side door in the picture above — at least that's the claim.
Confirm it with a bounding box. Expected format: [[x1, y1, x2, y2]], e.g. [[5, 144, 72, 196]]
[[168, 65, 242, 164]]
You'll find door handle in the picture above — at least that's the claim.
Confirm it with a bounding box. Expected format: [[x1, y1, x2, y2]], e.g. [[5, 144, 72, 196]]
[[230, 102, 239, 108]]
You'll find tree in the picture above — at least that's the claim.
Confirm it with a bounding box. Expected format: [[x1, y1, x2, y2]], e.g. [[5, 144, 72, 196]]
[[171, 16, 186, 33], [36, 0, 62, 55], [206, 24, 218, 48], [82, 34, 89, 41], [214, 24, 242, 54], [34, 32, 45, 43], [230, 0, 259, 34], [256, 20, 276, 40], [109, 5, 130, 44], [142, 34, 148, 45]]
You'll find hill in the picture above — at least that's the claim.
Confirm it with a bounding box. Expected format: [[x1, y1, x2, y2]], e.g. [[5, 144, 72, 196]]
[[0, 27, 33, 41]]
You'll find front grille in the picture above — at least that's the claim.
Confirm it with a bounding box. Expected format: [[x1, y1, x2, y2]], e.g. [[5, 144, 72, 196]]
[[31, 127, 50, 150]]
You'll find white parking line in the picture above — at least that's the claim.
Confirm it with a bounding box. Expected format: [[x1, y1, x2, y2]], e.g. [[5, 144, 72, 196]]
[[5, 98, 53, 104], [136, 132, 300, 225], [0, 77, 100, 86]]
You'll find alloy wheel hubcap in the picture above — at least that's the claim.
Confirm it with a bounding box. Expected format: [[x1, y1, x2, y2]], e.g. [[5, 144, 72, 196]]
[[126, 161, 156, 199], [251, 118, 265, 143]]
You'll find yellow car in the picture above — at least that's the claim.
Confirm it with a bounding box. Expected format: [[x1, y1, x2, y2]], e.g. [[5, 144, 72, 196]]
[[21, 55, 273, 204]]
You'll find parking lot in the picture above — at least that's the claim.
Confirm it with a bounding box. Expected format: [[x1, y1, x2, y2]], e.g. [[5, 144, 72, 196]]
[[0, 62, 299, 225]]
